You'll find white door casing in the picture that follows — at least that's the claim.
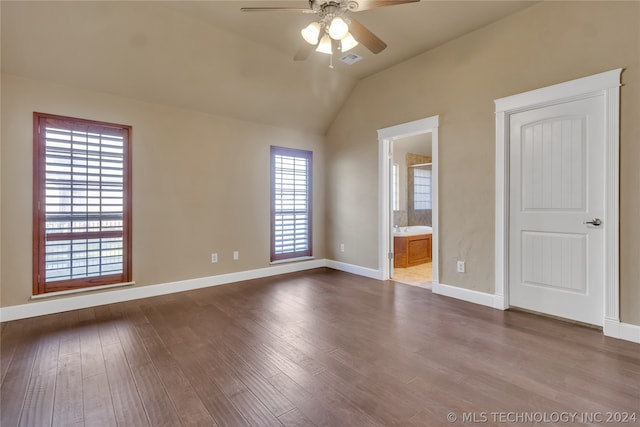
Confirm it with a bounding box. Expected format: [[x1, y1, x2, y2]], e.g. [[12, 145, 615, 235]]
[[509, 97, 604, 325], [377, 116, 439, 282], [495, 69, 621, 332]]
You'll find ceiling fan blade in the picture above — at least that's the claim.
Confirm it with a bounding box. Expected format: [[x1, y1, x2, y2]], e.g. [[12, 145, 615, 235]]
[[240, 7, 314, 13], [349, 18, 387, 54], [349, 0, 419, 12], [294, 43, 316, 61]]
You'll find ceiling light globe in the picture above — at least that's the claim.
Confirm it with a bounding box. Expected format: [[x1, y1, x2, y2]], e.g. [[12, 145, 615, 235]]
[[301, 22, 321, 45], [340, 33, 358, 52], [328, 17, 349, 40], [316, 34, 333, 54]]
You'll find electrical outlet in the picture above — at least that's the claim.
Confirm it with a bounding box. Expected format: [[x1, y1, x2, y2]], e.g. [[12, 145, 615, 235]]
[[233, 251, 239, 260], [211, 253, 218, 263], [340, 243, 345, 252], [457, 260, 465, 273]]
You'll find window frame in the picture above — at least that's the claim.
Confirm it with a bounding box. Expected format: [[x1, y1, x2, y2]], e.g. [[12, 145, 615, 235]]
[[413, 166, 432, 210], [33, 112, 132, 295], [270, 146, 313, 262]]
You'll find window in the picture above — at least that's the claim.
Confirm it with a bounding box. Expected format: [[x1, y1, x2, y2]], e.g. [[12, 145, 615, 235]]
[[33, 113, 132, 294], [392, 163, 400, 211], [270, 146, 312, 262], [413, 167, 432, 210]]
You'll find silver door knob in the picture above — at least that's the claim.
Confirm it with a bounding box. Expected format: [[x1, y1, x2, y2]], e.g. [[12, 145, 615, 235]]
[[583, 218, 602, 226]]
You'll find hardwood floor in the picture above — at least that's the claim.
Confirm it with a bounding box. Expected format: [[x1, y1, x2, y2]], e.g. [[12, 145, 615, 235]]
[[1, 268, 639, 426]]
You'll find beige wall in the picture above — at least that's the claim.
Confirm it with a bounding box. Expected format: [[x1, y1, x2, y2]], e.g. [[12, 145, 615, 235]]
[[1, 74, 325, 307], [1, 1, 638, 327], [325, 1, 640, 325]]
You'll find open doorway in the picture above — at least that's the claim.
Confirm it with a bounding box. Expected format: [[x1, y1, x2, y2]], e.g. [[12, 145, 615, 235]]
[[377, 116, 439, 287], [391, 134, 433, 288]]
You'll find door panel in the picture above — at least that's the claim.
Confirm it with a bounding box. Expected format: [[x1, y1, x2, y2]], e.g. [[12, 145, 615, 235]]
[[520, 117, 586, 211], [521, 231, 586, 293], [509, 96, 604, 326]]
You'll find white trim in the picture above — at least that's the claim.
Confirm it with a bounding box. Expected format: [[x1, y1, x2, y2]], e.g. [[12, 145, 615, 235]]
[[269, 256, 315, 265], [431, 126, 439, 285], [494, 69, 622, 334], [495, 69, 622, 113], [377, 115, 440, 282], [604, 320, 640, 344], [30, 281, 135, 300], [325, 260, 384, 280], [378, 130, 392, 279], [604, 82, 621, 323], [5, 257, 638, 344], [0, 259, 326, 322], [377, 116, 440, 140], [494, 108, 510, 310], [433, 283, 639, 344], [432, 282, 505, 310]]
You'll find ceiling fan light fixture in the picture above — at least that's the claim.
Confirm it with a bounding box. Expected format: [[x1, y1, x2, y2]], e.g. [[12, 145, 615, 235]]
[[316, 34, 333, 54], [328, 17, 349, 40], [340, 33, 358, 52], [301, 22, 321, 45]]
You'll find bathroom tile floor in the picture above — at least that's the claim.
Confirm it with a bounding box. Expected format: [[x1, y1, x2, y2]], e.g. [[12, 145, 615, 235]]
[[392, 262, 432, 289]]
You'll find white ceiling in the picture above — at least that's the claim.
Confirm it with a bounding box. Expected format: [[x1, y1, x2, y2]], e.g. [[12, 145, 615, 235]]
[[1, 1, 536, 134]]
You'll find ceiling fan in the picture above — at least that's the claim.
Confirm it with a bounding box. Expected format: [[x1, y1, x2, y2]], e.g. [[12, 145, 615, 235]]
[[241, 0, 420, 61]]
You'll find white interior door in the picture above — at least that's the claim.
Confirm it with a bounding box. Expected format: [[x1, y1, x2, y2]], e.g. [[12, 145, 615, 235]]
[[509, 96, 605, 326]]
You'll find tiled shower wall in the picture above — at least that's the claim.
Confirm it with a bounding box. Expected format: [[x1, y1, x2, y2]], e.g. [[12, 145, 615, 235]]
[[409, 209, 432, 226], [393, 210, 408, 227], [393, 210, 433, 227]]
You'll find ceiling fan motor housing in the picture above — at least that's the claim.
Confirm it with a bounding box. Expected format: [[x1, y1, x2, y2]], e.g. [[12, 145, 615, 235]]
[[309, 0, 362, 14]]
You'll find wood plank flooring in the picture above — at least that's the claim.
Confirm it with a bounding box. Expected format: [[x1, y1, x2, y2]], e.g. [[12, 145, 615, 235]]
[[1, 268, 639, 426]]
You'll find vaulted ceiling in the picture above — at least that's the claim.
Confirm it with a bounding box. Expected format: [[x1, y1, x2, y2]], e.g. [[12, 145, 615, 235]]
[[1, 1, 535, 134]]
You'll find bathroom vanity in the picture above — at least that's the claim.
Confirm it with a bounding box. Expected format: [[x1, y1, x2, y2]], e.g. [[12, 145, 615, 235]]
[[394, 229, 432, 268]]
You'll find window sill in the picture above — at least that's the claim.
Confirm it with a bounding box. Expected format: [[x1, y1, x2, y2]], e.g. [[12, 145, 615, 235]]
[[31, 281, 135, 300], [269, 256, 315, 265]]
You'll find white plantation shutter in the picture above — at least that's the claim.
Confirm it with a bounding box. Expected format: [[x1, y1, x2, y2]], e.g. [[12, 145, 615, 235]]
[[271, 146, 312, 261], [34, 113, 132, 294]]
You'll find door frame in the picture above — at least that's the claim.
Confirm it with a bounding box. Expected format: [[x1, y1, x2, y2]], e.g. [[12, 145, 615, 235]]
[[494, 69, 622, 333], [377, 115, 439, 283]]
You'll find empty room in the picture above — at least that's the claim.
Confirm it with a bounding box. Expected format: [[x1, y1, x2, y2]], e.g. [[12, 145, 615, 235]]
[[1, 1, 639, 426]]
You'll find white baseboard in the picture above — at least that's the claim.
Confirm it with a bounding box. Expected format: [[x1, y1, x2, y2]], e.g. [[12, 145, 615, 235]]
[[433, 283, 640, 345], [0, 259, 326, 322], [5, 261, 638, 346], [325, 260, 384, 280], [432, 282, 505, 310], [604, 319, 640, 344]]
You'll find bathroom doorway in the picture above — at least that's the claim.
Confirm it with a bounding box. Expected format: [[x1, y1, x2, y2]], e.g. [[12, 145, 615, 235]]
[[377, 116, 439, 287], [392, 134, 433, 287]]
